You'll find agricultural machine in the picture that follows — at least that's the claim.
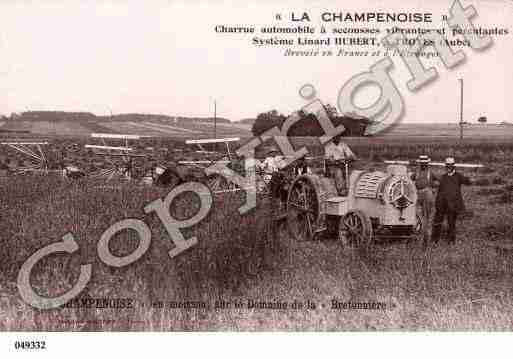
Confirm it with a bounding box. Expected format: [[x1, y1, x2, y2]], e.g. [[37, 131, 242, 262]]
[[0, 139, 57, 175], [84, 133, 148, 181], [170, 137, 267, 194], [0, 133, 272, 196], [283, 160, 423, 248]]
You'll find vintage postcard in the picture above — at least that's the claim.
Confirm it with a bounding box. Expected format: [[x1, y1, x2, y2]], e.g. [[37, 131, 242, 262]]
[[1, 0, 513, 347]]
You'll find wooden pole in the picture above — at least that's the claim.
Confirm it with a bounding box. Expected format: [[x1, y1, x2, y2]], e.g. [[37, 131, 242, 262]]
[[459, 78, 463, 140], [214, 100, 217, 140]]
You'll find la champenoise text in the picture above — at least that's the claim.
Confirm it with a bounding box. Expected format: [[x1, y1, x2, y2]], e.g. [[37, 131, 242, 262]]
[[215, 12, 433, 47], [216, 12, 433, 33]]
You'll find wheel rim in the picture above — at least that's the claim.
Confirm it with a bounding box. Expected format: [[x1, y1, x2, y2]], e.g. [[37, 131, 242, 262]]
[[287, 178, 319, 241], [414, 213, 423, 235], [343, 212, 371, 248]]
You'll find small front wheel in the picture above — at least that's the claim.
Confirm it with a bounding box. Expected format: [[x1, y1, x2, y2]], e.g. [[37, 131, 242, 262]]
[[342, 210, 373, 250], [413, 213, 424, 235]]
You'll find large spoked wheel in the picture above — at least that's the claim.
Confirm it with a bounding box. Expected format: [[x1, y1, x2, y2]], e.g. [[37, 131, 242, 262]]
[[342, 210, 373, 250], [286, 176, 321, 241]]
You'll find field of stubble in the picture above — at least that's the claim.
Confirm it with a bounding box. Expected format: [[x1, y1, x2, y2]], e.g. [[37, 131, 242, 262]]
[[2, 139, 513, 331]]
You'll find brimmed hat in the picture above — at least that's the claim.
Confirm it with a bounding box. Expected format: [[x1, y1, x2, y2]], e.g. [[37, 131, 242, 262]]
[[445, 157, 456, 166], [418, 155, 431, 164]]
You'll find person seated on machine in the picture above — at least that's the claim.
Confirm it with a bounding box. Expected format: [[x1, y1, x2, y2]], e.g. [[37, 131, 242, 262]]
[[324, 135, 357, 196]]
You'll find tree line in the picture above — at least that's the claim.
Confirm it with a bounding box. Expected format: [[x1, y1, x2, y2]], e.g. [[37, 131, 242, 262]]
[[251, 105, 372, 137]]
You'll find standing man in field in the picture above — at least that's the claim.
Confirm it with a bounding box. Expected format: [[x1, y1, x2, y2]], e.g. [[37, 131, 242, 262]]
[[410, 155, 438, 241], [324, 135, 357, 196], [431, 157, 472, 244], [260, 146, 288, 208]]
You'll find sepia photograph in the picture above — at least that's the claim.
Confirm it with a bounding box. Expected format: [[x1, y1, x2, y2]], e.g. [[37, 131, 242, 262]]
[[1, 0, 513, 353]]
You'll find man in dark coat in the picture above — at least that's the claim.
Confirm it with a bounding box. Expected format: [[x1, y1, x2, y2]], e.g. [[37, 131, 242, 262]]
[[431, 157, 471, 244]]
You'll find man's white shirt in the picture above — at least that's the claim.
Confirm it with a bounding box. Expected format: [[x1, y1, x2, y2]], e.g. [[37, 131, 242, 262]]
[[324, 142, 357, 161], [260, 156, 285, 174]]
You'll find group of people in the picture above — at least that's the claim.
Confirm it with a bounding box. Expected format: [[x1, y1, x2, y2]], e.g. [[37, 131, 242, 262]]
[[411, 155, 471, 245], [1, 134, 471, 245], [257, 135, 358, 213], [323, 139, 473, 245], [259, 135, 357, 196], [262, 135, 472, 245]]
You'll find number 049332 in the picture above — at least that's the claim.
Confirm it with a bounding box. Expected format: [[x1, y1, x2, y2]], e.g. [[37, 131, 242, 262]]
[[14, 340, 46, 350]]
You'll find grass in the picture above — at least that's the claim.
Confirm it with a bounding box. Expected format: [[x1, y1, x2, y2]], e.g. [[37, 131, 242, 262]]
[[0, 177, 282, 330], [2, 138, 513, 330]]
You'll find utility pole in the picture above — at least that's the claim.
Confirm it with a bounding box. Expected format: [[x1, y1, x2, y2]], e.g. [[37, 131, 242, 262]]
[[459, 78, 464, 140], [214, 99, 217, 140]]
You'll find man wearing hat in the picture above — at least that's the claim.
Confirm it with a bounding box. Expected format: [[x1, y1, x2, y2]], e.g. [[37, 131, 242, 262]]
[[431, 157, 471, 244], [259, 146, 287, 208], [411, 155, 438, 239], [324, 135, 357, 195], [260, 146, 285, 179]]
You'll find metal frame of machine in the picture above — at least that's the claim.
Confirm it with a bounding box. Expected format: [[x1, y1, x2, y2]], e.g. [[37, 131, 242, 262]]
[[84, 133, 147, 181], [284, 161, 423, 249], [184, 137, 240, 159], [179, 137, 248, 193], [0, 140, 51, 175]]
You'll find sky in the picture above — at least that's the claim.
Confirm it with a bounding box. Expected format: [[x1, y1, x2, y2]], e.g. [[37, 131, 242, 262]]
[[0, 0, 511, 123]]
